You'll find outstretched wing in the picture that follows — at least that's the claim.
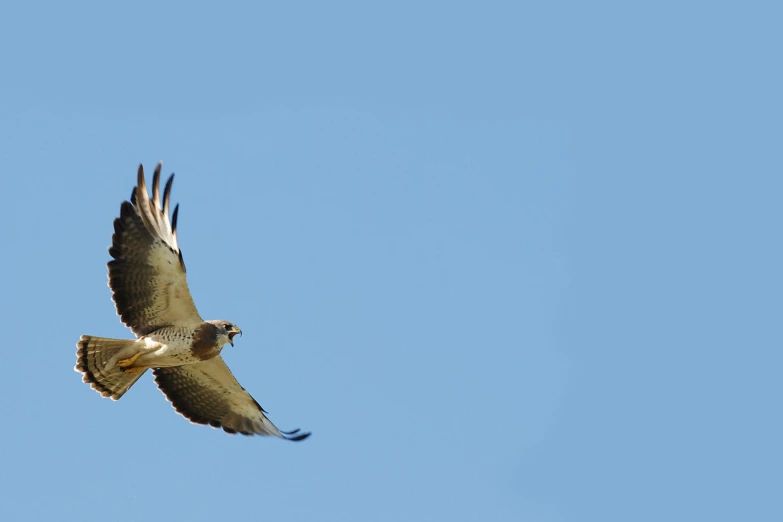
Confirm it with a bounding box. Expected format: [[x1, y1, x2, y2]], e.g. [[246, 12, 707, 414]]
[[153, 357, 310, 440], [108, 163, 202, 336]]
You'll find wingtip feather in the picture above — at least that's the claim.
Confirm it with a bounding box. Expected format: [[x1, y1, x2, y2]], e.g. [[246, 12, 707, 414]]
[[137, 164, 146, 191], [172, 203, 180, 234], [285, 431, 312, 442], [163, 174, 175, 217], [151, 163, 162, 212]]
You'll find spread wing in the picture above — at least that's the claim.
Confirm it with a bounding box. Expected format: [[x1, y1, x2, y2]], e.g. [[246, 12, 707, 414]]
[[108, 163, 202, 336], [153, 357, 310, 440]]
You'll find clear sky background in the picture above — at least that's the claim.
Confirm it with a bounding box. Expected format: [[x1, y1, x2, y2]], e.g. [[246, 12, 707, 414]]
[[0, 2, 780, 521]]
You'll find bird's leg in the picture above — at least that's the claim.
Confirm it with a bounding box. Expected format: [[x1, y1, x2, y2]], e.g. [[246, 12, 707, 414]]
[[117, 352, 143, 369], [122, 366, 145, 374]]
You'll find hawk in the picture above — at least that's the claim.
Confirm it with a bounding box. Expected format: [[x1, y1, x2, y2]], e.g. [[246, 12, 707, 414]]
[[75, 163, 310, 440]]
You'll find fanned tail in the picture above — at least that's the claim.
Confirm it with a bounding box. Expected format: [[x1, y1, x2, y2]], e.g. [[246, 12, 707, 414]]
[[75, 335, 147, 400]]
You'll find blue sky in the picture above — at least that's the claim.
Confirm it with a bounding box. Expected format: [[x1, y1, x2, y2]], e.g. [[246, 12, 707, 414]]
[[0, 2, 781, 521]]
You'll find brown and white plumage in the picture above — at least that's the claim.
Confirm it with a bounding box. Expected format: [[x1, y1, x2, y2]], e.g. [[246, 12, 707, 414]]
[[154, 358, 309, 439], [75, 163, 310, 441], [108, 165, 201, 336]]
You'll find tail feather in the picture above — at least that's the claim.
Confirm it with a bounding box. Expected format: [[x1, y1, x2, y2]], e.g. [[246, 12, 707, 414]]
[[75, 335, 147, 400]]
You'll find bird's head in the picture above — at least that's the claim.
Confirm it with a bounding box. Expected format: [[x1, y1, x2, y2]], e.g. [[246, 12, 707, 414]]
[[215, 321, 242, 347], [226, 324, 242, 347], [227, 324, 242, 346]]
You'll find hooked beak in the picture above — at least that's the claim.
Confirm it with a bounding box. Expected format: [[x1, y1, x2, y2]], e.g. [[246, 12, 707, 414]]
[[228, 328, 242, 347]]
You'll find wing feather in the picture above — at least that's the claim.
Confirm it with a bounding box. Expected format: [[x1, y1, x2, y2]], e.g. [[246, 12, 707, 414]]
[[108, 163, 201, 336], [153, 357, 310, 440], [162, 174, 174, 221]]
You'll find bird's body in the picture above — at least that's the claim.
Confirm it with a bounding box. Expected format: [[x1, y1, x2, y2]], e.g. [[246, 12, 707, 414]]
[[75, 163, 309, 440], [86, 323, 227, 374]]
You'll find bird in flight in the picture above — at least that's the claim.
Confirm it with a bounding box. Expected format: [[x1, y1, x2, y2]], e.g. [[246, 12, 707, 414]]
[[75, 163, 310, 440]]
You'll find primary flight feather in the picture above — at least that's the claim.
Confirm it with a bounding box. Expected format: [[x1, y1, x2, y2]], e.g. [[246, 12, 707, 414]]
[[75, 163, 310, 440]]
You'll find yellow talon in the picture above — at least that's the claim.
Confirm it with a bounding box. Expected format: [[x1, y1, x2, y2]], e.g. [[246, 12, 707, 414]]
[[117, 352, 143, 369], [122, 366, 145, 374]]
